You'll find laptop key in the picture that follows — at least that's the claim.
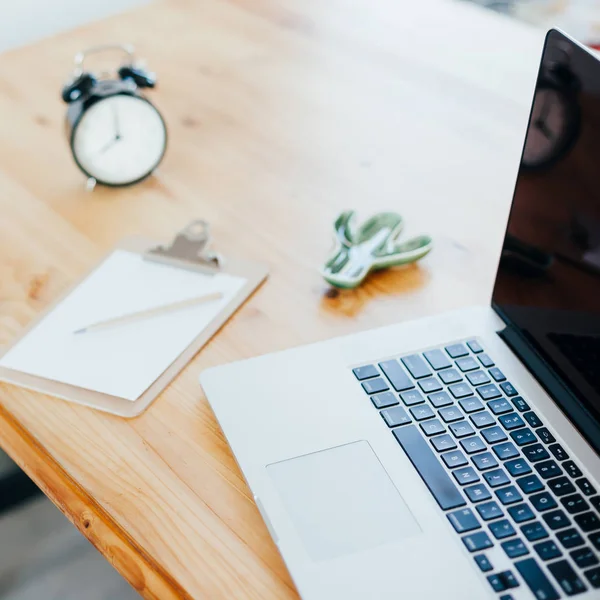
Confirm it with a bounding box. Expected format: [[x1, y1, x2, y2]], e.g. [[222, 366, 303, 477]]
[[353, 365, 378, 380], [448, 383, 473, 399], [510, 429, 537, 446], [522, 444, 550, 463], [505, 458, 532, 477], [534, 540, 562, 561], [536, 427, 555, 444], [499, 413, 525, 431], [484, 468, 510, 488], [514, 558, 559, 600], [447, 507, 480, 533], [371, 391, 398, 409], [428, 391, 453, 408], [543, 509, 571, 530], [522, 412, 542, 428], [488, 571, 519, 593], [563, 461, 582, 479], [430, 434, 457, 452], [591, 496, 600, 512], [575, 511, 600, 532], [492, 442, 519, 461], [466, 340, 483, 354], [478, 353, 495, 368], [472, 452, 498, 471], [453, 467, 480, 486], [547, 444, 568, 462], [420, 419, 446, 437], [474, 553, 493, 572], [456, 357, 479, 372], [530, 492, 557, 512], [488, 398, 513, 415], [500, 382, 518, 397], [466, 370, 490, 386], [438, 405, 464, 423], [496, 486, 522, 506], [508, 503, 535, 523], [381, 406, 412, 427], [445, 343, 469, 358], [400, 389, 425, 406], [556, 528, 585, 549], [489, 519, 516, 539], [585, 567, 600, 589], [361, 378, 389, 395], [477, 500, 504, 521], [462, 531, 493, 552], [502, 538, 528, 558], [482, 426, 508, 444], [423, 349, 452, 371], [489, 367, 506, 382], [439, 368, 462, 385], [410, 404, 435, 421], [379, 360, 415, 392], [521, 521, 549, 542], [470, 411, 495, 429], [401, 355, 431, 379], [449, 421, 475, 439], [535, 460, 562, 480], [590, 532, 600, 551], [477, 384, 502, 401], [511, 396, 530, 412], [548, 477, 576, 497], [460, 436, 486, 455], [441, 449, 468, 469], [418, 378, 442, 393], [465, 483, 491, 503], [571, 547, 599, 569], [459, 397, 484, 413], [547, 560, 587, 597], [517, 475, 544, 495], [576, 479, 595, 497], [393, 425, 465, 510], [561, 494, 589, 515]]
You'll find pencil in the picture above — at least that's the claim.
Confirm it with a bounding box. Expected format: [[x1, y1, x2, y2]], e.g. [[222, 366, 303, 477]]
[[74, 291, 224, 334]]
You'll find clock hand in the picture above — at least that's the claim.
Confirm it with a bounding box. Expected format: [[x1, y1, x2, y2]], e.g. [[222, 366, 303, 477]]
[[97, 137, 119, 155], [112, 104, 121, 140], [534, 118, 553, 141]]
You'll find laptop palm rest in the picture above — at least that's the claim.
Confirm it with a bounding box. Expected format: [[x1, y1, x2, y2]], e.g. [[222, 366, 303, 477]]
[[267, 441, 422, 562]]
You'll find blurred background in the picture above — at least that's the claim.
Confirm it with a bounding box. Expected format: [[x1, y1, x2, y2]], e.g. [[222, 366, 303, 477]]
[[0, 0, 598, 598]]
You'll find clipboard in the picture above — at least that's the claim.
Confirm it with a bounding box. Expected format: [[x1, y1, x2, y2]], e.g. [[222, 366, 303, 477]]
[[0, 221, 268, 418]]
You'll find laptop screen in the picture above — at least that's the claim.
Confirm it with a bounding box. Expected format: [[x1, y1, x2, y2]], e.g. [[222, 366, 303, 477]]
[[492, 30, 600, 432]]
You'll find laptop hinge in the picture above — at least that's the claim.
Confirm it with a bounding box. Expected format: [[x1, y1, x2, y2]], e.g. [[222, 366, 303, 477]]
[[498, 324, 600, 457]]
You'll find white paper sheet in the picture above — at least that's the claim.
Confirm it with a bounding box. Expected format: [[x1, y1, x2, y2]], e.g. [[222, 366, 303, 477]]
[[0, 250, 247, 401]]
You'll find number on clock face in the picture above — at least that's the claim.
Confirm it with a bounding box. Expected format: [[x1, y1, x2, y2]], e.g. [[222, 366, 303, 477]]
[[72, 94, 167, 186]]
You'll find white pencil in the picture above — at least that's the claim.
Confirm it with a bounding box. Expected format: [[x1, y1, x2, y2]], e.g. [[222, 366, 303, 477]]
[[74, 291, 224, 334]]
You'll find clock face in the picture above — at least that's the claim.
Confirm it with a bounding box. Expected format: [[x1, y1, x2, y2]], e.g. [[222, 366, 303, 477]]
[[521, 86, 577, 169], [71, 94, 167, 186]]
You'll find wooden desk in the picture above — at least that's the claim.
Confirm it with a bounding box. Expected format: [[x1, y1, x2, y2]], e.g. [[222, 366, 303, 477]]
[[0, 1, 545, 597]]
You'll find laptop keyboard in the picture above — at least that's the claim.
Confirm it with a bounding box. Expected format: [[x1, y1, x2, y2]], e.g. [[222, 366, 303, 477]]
[[353, 340, 600, 599]]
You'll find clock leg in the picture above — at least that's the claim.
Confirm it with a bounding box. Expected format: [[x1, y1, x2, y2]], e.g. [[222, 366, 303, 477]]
[[85, 177, 97, 192]]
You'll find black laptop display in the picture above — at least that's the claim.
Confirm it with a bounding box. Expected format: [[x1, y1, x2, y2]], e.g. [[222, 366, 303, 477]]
[[493, 30, 600, 452]]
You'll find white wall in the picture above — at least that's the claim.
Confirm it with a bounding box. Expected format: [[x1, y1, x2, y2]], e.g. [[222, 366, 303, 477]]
[[0, 0, 151, 53]]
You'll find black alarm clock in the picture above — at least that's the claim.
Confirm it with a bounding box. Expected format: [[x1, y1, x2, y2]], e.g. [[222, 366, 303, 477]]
[[521, 62, 580, 171], [62, 44, 167, 188]]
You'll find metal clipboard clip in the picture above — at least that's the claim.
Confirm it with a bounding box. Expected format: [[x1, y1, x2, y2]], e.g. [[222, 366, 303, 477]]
[[145, 220, 224, 274]]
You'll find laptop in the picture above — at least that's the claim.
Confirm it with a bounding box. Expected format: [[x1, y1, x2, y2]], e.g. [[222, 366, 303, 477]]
[[200, 30, 600, 599]]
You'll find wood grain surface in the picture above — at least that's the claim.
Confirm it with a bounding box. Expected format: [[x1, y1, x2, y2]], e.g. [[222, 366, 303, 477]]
[[0, 1, 545, 597]]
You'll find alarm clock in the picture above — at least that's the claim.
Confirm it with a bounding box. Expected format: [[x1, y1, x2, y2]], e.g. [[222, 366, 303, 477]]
[[521, 62, 580, 171], [62, 44, 167, 188]]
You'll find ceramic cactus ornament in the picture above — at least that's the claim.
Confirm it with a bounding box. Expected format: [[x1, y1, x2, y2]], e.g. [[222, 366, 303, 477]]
[[321, 211, 433, 289]]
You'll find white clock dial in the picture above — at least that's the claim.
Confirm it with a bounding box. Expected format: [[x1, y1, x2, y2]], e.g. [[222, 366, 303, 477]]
[[72, 94, 166, 186]]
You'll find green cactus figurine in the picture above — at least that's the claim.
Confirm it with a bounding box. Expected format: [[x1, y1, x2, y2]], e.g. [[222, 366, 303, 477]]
[[321, 211, 432, 289]]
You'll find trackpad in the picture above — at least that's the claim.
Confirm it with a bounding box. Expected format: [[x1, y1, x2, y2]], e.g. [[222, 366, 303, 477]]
[[267, 441, 421, 562]]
